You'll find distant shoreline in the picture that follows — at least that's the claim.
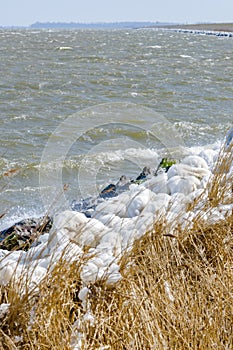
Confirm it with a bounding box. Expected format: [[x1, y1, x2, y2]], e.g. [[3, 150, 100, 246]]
[[1, 22, 233, 34], [162, 22, 233, 33], [0, 21, 169, 30]]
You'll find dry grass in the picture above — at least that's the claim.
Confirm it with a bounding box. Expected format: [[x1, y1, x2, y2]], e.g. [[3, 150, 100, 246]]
[[163, 22, 233, 33], [83, 214, 233, 349], [0, 143, 232, 349]]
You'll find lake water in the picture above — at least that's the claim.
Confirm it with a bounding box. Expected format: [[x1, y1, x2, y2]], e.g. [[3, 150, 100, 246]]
[[0, 28, 232, 227]]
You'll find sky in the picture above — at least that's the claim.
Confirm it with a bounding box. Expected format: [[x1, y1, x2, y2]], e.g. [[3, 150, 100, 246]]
[[1, 0, 233, 27]]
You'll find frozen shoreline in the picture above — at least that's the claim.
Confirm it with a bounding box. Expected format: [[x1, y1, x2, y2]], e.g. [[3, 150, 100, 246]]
[[0, 134, 232, 288], [0, 134, 232, 349], [162, 27, 233, 38]]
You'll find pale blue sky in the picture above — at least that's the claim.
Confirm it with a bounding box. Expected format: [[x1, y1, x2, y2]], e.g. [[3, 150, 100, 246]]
[[1, 0, 233, 27]]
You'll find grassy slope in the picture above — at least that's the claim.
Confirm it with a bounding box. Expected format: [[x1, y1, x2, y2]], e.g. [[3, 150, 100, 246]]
[[164, 22, 233, 32], [0, 143, 232, 349]]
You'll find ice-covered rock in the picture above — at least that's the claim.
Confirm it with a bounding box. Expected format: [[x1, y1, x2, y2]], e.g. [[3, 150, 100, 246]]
[[167, 163, 210, 179], [80, 251, 121, 285], [181, 155, 209, 169], [0, 259, 17, 286], [167, 175, 201, 195], [126, 187, 155, 217], [48, 210, 109, 249], [95, 192, 129, 217], [97, 229, 122, 256], [199, 149, 218, 168], [141, 193, 171, 215], [144, 172, 169, 194]]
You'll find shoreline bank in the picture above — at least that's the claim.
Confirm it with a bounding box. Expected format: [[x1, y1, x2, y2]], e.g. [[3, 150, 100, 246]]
[[161, 22, 233, 37]]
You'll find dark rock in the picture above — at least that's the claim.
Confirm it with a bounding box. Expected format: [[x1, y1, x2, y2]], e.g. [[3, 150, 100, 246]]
[[99, 184, 117, 198], [135, 166, 152, 183], [115, 175, 132, 193], [0, 216, 52, 251]]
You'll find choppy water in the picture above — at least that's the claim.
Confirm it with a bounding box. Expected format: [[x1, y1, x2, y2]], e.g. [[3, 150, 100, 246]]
[[0, 28, 232, 226]]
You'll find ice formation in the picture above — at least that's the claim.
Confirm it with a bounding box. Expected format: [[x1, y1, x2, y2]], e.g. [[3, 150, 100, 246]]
[[0, 140, 232, 294]]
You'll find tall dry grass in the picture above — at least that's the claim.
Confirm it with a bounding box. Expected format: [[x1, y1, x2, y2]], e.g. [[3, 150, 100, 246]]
[[0, 142, 232, 349]]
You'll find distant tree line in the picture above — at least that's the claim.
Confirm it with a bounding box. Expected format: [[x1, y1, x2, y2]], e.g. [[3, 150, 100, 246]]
[[29, 21, 169, 29]]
